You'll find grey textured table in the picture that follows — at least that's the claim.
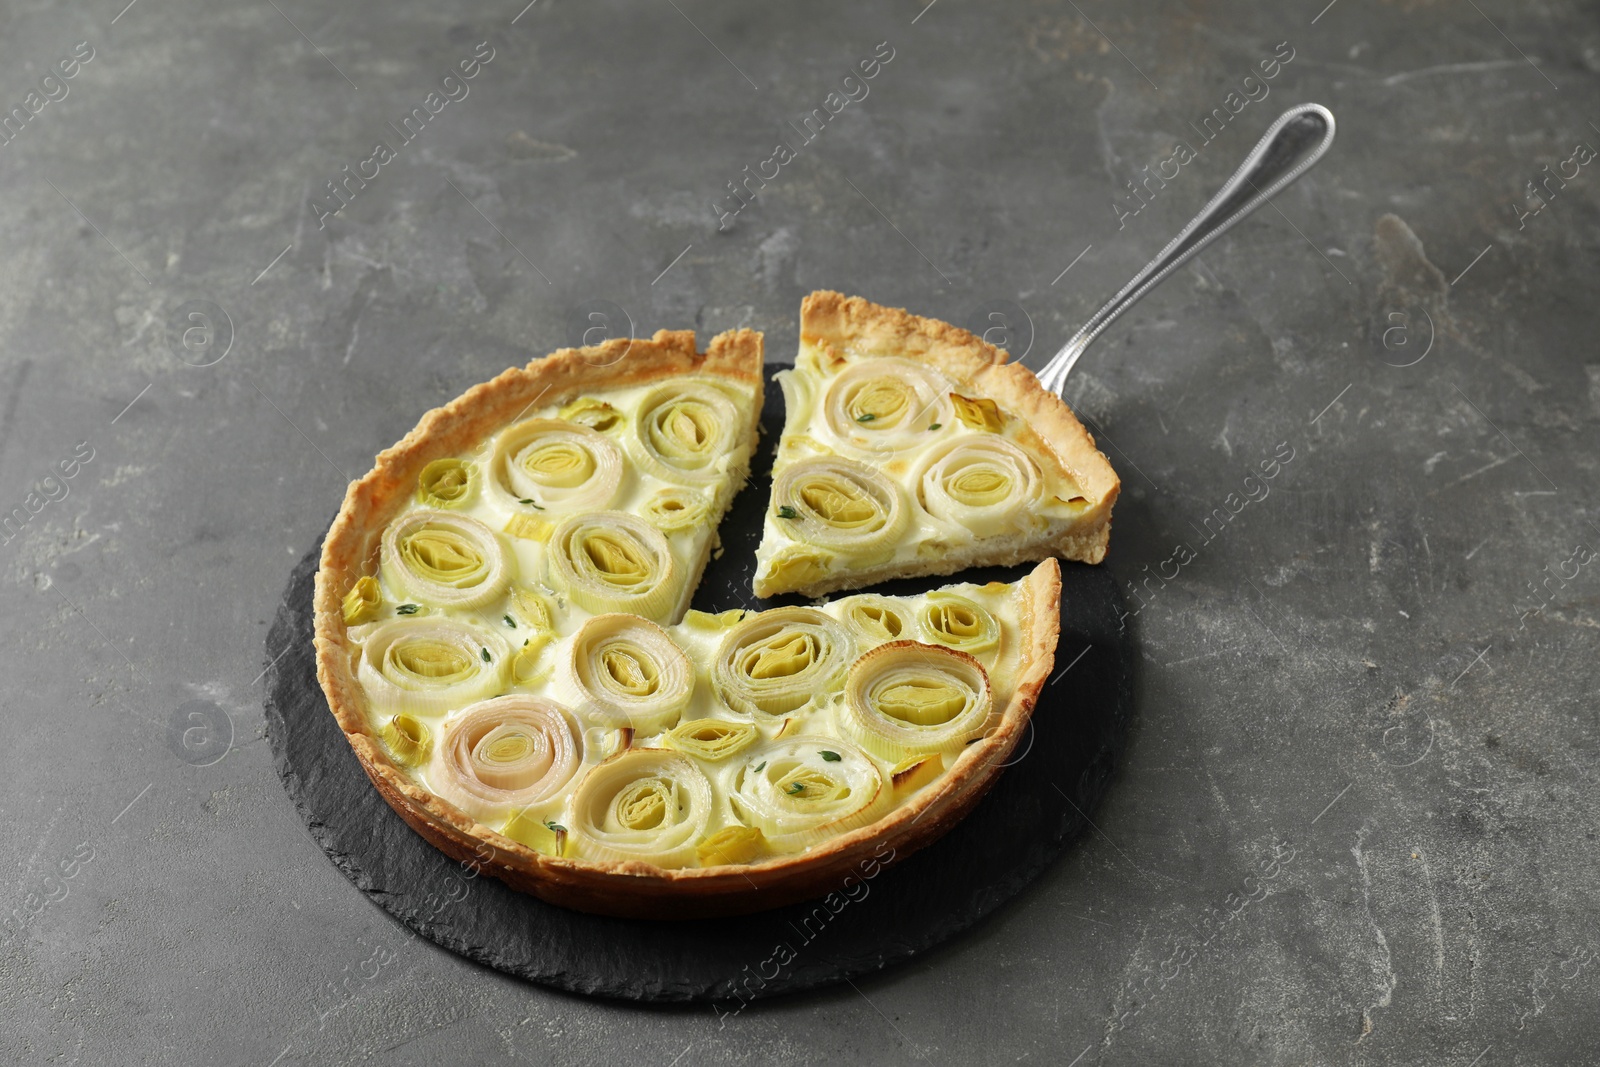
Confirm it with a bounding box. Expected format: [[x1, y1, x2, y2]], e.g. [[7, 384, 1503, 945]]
[[3, 1, 1597, 1063]]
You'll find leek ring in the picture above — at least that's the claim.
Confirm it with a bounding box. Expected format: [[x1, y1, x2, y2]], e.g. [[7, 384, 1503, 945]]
[[381, 510, 512, 611], [664, 718, 759, 762], [713, 607, 853, 718], [838, 640, 994, 761], [568, 749, 713, 868], [559, 396, 624, 432], [728, 737, 890, 852], [491, 418, 623, 513], [357, 617, 507, 714], [919, 593, 1001, 655], [950, 393, 1005, 433], [509, 588, 556, 633], [696, 825, 765, 867], [547, 511, 679, 620], [916, 437, 1043, 537], [417, 458, 478, 509], [641, 486, 714, 533], [341, 576, 381, 625], [380, 713, 432, 768], [770, 456, 907, 560], [429, 695, 582, 823], [837, 595, 911, 645], [567, 614, 694, 735], [822, 358, 952, 453], [631, 380, 744, 484]]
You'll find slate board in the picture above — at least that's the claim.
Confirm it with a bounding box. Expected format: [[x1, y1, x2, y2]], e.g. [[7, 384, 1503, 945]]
[[263, 368, 1136, 1003]]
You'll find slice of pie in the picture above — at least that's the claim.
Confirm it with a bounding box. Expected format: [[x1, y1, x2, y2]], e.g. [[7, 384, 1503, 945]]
[[753, 291, 1120, 599], [313, 325, 1061, 919]]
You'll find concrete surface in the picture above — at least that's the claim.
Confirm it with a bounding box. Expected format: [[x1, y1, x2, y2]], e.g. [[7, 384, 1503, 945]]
[[1, 0, 1597, 1063]]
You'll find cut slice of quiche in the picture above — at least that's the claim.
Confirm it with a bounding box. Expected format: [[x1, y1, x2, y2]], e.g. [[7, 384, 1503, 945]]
[[753, 292, 1120, 599]]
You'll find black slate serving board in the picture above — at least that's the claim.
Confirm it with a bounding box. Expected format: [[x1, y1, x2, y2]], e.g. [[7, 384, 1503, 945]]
[[263, 367, 1136, 1003]]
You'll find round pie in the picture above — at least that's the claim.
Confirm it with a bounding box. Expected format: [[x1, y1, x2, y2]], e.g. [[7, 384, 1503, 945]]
[[314, 297, 1111, 919]]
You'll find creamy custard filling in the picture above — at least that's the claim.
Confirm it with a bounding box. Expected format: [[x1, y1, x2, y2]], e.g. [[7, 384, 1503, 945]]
[[348, 577, 1027, 867], [754, 343, 1094, 594]]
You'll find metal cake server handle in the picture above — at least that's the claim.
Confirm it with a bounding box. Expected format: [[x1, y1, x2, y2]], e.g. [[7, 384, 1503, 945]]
[[1035, 103, 1337, 396]]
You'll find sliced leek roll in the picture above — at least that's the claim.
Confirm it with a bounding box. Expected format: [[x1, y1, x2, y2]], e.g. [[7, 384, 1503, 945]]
[[584, 725, 635, 763], [919, 593, 1000, 655], [729, 737, 890, 852], [503, 513, 553, 543], [492, 418, 623, 513], [380, 713, 432, 768], [665, 718, 759, 762], [417, 457, 478, 509], [949, 393, 1005, 433], [429, 695, 582, 824], [381, 510, 512, 611], [559, 396, 624, 432], [641, 486, 713, 533], [713, 607, 853, 718], [757, 545, 834, 593], [891, 752, 943, 794], [568, 614, 694, 735], [357, 617, 507, 714], [696, 825, 765, 866], [510, 640, 554, 686], [632, 380, 744, 483], [680, 607, 748, 634], [916, 437, 1043, 537], [838, 641, 993, 761], [341, 576, 381, 625], [503, 809, 568, 857], [547, 511, 678, 620], [775, 366, 817, 443], [506, 590, 557, 681], [568, 749, 713, 868], [837, 594, 910, 645], [770, 457, 907, 560], [822, 358, 952, 452], [508, 588, 556, 633]]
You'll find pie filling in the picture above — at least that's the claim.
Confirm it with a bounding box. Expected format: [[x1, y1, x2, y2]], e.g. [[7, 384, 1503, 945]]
[[753, 342, 1098, 597]]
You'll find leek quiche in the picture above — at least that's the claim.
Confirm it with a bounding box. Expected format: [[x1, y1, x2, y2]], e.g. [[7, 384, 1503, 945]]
[[314, 318, 1068, 920], [754, 291, 1120, 599]]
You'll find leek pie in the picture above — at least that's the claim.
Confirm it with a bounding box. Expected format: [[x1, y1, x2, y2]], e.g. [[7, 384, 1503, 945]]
[[754, 291, 1120, 598], [315, 319, 1074, 919]]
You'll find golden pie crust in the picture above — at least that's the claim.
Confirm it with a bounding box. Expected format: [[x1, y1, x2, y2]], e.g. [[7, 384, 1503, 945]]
[[313, 328, 1063, 919]]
